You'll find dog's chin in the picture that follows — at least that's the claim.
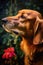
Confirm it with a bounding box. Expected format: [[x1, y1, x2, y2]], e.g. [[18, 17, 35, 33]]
[[11, 29, 25, 35], [2, 24, 25, 36], [2, 24, 11, 32]]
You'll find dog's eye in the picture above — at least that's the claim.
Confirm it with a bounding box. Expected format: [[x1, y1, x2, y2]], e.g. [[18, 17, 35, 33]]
[[20, 14, 26, 19], [27, 13, 31, 15]]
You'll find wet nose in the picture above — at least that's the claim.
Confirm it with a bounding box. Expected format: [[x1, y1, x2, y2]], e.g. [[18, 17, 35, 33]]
[[2, 20, 8, 25], [2, 18, 8, 24], [2, 20, 7, 23]]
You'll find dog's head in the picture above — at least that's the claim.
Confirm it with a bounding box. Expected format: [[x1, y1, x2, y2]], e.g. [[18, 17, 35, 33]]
[[2, 9, 43, 45]]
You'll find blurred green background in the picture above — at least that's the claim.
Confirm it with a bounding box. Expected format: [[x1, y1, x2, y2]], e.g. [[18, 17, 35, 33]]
[[0, 0, 43, 65]]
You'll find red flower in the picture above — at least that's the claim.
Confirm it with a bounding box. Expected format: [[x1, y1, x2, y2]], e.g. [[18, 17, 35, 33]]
[[4, 47, 14, 52], [2, 47, 16, 59]]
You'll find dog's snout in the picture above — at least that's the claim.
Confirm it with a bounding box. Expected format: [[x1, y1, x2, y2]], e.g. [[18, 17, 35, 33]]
[[2, 20, 7, 25], [2, 18, 8, 24], [14, 22, 19, 26]]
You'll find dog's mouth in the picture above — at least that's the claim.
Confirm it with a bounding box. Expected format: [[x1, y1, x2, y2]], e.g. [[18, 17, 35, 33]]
[[2, 22, 25, 35]]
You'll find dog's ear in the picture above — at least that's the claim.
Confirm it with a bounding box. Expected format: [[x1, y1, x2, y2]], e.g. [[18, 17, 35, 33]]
[[33, 16, 40, 34], [33, 32, 43, 45], [33, 17, 43, 45], [34, 16, 43, 34]]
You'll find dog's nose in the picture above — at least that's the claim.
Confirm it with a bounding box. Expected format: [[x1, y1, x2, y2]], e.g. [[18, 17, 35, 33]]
[[2, 20, 8, 25], [2, 18, 8, 24], [2, 20, 7, 24]]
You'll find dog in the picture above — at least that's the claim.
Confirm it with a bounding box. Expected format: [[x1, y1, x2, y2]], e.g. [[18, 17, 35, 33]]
[[2, 9, 43, 65]]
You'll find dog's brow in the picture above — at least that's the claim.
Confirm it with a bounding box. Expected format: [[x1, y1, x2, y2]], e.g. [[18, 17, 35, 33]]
[[19, 14, 26, 19], [27, 12, 31, 15], [13, 19, 19, 20]]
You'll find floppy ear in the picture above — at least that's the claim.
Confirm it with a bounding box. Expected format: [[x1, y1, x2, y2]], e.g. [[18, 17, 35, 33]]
[[33, 16, 40, 34], [34, 16, 43, 34], [33, 17, 43, 45], [33, 32, 43, 45], [33, 32, 41, 45]]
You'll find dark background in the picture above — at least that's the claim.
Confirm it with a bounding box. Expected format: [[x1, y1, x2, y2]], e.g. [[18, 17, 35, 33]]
[[0, 0, 43, 19]]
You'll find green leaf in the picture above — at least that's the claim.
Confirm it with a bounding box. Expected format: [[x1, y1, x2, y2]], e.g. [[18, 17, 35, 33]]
[[0, 27, 4, 33]]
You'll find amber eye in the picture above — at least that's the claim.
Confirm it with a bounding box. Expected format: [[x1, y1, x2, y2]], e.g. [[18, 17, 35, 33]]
[[27, 13, 31, 15], [20, 14, 26, 19]]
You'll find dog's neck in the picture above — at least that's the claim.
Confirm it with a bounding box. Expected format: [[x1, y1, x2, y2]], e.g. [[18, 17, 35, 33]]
[[22, 35, 34, 43], [20, 35, 37, 51], [20, 36, 36, 59]]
